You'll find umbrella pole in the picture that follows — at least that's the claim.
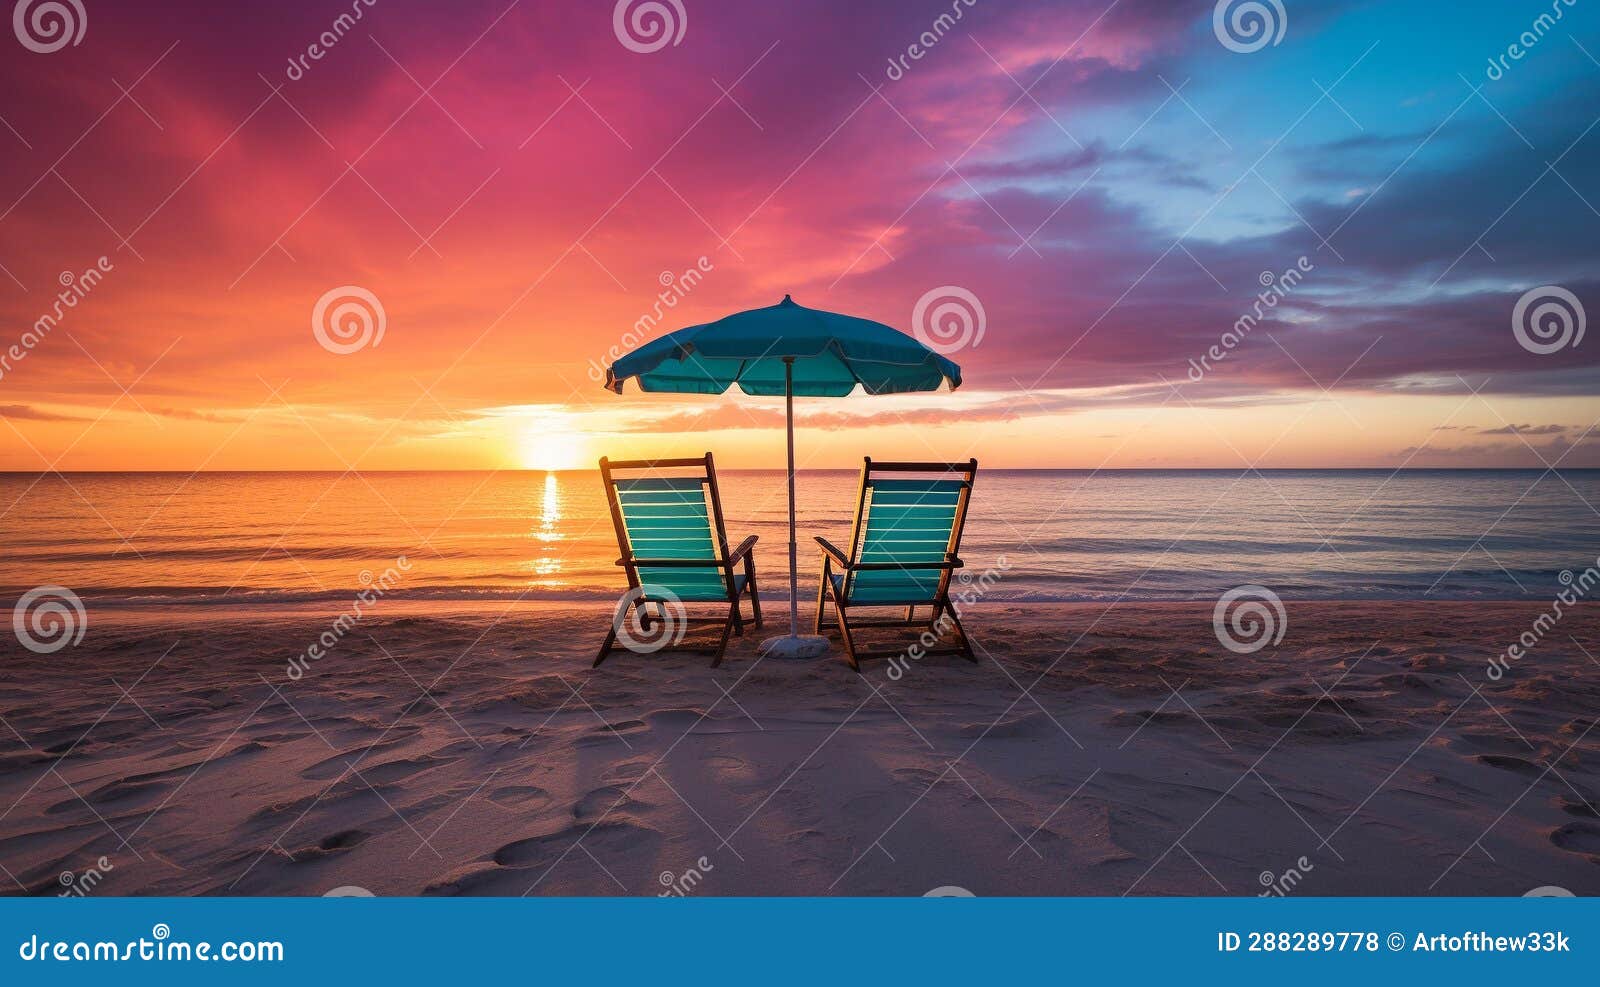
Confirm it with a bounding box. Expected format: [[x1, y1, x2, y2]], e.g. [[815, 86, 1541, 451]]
[[784, 356, 798, 637], [756, 357, 827, 659]]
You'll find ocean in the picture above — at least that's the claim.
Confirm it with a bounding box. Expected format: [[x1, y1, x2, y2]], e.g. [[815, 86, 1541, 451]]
[[3, 469, 1598, 606]]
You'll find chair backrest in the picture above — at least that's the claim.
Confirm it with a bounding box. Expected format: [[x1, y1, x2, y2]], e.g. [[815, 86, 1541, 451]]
[[842, 459, 978, 606], [600, 453, 735, 601]]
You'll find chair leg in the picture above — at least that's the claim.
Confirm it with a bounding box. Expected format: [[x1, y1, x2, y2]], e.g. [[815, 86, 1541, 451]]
[[593, 622, 619, 668], [745, 558, 762, 628], [834, 600, 861, 673], [946, 606, 978, 664], [730, 596, 745, 637], [710, 601, 738, 668], [814, 561, 830, 633]]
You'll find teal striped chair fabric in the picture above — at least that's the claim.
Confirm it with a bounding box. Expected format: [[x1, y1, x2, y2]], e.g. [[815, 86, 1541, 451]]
[[614, 477, 743, 601], [839, 479, 965, 604]]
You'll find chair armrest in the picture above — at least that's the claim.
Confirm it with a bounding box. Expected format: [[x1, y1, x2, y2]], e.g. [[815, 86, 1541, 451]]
[[848, 556, 963, 572], [621, 558, 727, 568], [727, 535, 758, 563], [814, 536, 850, 567]]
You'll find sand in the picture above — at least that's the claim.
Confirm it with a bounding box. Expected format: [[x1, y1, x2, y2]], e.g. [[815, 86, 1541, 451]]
[[1, 600, 1596, 897]]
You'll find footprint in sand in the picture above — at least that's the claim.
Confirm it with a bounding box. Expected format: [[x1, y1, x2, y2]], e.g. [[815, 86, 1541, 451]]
[[1372, 672, 1440, 692], [1472, 754, 1542, 777], [489, 819, 661, 869], [360, 753, 461, 785], [298, 738, 412, 780], [1556, 794, 1599, 819], [960, 711, 1051, 739], [575, 720, 647, 747], [600, 759, 654, 785], [892, 766, 943, 787], [47, 778, 166, 815], [1452, 732, 1534, 756], [644, 708, 713, 731], [572, 785, 649, 821], [486, 785, 553, 810], [1550, 822, 1600, 859], [245, 786, 369, 825], [288, 828, 371, 861]]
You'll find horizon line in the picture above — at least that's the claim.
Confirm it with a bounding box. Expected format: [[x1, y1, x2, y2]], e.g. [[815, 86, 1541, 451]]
[[4, 466, 1598, 475]]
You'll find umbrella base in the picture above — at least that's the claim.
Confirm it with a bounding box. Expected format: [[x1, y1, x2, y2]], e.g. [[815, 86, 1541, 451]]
[[758, 634, 830, 659]]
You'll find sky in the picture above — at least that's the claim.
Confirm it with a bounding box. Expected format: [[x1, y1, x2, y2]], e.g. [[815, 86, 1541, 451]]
[[0, 0, 1597, 470]]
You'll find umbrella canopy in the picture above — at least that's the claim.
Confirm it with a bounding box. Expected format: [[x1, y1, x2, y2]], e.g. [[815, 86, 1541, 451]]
[[605, 295, 961, 397], [604, 295, 962, 659]]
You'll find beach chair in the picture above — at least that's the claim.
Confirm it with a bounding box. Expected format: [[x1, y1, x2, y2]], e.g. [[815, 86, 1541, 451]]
[[596, 453, 761, 668], [813, 458, 979, 671]]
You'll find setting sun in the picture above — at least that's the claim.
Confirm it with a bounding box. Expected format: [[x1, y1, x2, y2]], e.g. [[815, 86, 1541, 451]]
[[516, 423, 587, 471]]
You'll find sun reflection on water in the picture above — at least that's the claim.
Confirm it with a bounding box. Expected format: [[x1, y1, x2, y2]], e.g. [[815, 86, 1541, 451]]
[[527, 471, 565, 580]]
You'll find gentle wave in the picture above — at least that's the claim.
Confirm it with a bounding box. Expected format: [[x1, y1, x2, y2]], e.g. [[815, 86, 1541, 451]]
[[4, 469, 1597, 605]]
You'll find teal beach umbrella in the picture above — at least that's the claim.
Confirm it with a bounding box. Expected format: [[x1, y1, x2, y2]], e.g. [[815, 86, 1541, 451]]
[[604, 295, 963, 658]]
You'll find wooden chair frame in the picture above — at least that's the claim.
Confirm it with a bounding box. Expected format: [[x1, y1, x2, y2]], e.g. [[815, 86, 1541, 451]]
[[595, 453, 760, 668], [813, 458, 979, 672]]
